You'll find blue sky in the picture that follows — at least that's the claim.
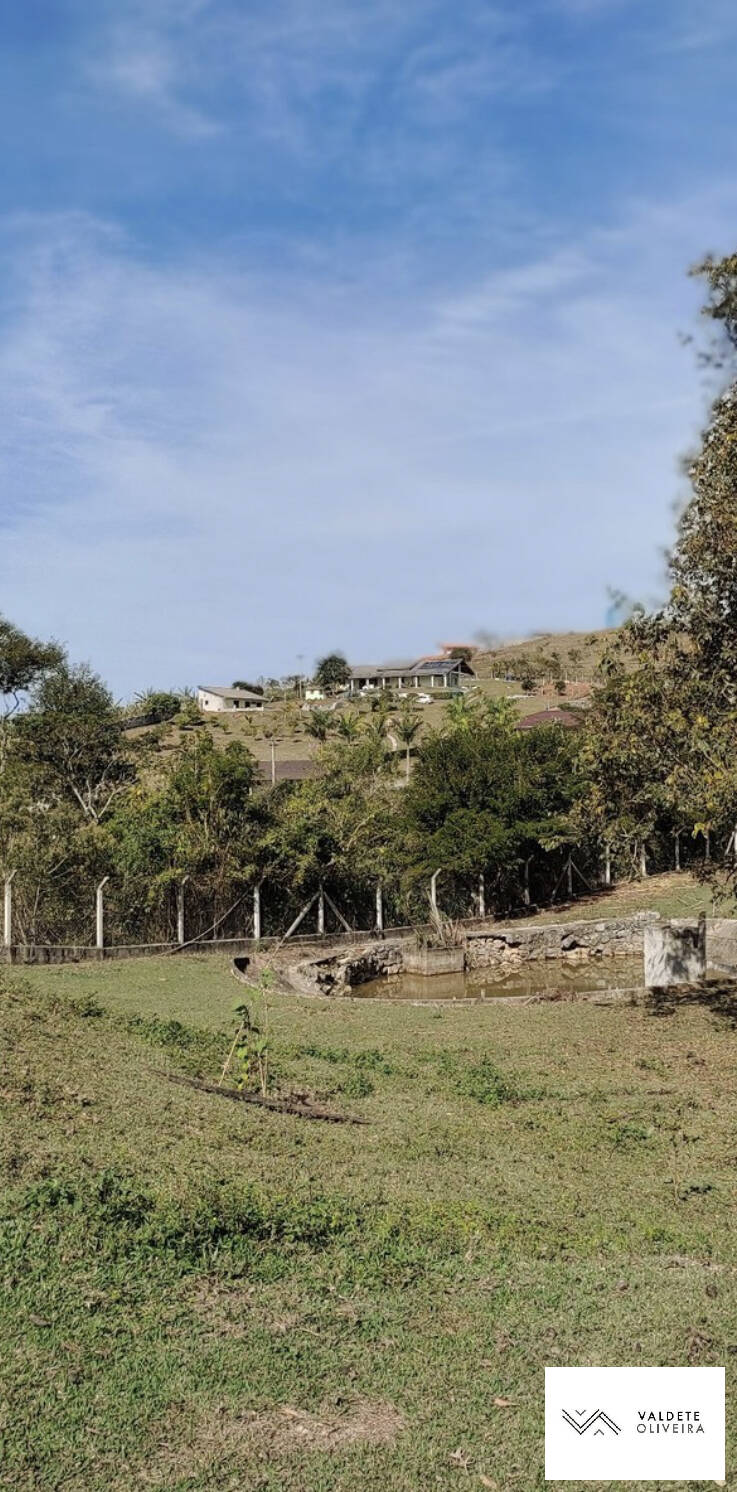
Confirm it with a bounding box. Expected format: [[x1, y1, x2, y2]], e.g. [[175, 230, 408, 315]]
[[1, 0, 736, 694]]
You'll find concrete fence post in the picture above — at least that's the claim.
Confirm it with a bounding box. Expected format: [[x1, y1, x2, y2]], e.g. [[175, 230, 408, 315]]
[[253, 882, 262, 942], [177, 877, 189, 946], [317, 884, 325, 936], [430, 868, 441, 915], [375, 881, 383, 934], [96, 877, 110, 952], [478, 873, 485, 919], [4, 871, 15, 948], [644, 919, 706, 987], [604, 843, 612, 887], [674, 832, 681, 872]]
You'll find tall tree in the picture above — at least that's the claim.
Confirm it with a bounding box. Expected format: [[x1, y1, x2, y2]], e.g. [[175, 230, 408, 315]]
[[582, 251, 737, 874], [314, 652, 350, 693], [14, 663, 133, 824]]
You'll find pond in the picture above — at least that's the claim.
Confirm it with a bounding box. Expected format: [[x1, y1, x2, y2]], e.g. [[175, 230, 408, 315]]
[[353, 954, 644, 1002]]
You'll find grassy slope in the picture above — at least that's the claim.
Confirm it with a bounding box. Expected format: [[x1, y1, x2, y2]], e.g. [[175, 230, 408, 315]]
[[141, 642, 600, 768], [4, 943, 737, 1491], [472, 628, 618, 681]]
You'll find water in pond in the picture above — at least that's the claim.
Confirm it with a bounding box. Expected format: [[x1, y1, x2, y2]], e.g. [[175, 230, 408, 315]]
[[354, 955, 644, 1001]]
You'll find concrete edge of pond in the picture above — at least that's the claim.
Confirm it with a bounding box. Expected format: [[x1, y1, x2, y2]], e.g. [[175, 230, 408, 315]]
[[232, 955, 648, 1008]]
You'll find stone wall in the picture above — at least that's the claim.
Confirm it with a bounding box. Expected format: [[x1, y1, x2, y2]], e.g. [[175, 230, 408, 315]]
[[463, 911, 660, 970], [287, 944, 404, 997]]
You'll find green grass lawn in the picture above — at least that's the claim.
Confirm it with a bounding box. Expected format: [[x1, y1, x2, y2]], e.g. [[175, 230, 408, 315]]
[[511, 870, 732, 926], [3, 954, 736, 1491]]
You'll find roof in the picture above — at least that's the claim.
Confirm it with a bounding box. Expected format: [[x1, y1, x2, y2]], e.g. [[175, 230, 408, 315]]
[[516, 708, 582, 730], [198, 685, 264, 702], [349, 657, 474, 679]]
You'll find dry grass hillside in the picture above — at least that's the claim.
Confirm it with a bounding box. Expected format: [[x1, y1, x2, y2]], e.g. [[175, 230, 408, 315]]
[[472, 627, 618, 682]]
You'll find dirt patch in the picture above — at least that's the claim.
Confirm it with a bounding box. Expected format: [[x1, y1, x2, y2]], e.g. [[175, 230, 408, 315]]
[[249, 1399, 405, 1452], [188, 1278, 303, 1338], [136, 1398, 404, 1485]]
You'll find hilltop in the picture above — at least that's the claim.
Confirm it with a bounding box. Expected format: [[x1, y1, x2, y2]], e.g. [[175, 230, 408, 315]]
[[472, 627, 618, 682]]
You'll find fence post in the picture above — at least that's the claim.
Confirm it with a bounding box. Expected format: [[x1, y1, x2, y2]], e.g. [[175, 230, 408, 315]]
[[478, 873, 485, 919], [177, 877, 189, 945], [375, 881, 383, 934], [604, 843, 612, 887], [317, 884, 325, 936], [430, 868, 441, 915], [639, 844, 648, 879], [567, 854, 574, 898], [96, 877, 109, 952], [253, 882, 262, 942], [674, 832, 681, 872], [3, 871, 15, 948]]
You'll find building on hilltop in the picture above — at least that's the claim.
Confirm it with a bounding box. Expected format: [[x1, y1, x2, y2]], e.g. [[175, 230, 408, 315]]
[[197, 685, 265, 713], [348, 656, 475, 695]]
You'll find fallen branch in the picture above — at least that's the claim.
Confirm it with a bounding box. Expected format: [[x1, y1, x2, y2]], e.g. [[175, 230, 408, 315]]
[[154, 1069, 368, 1124]]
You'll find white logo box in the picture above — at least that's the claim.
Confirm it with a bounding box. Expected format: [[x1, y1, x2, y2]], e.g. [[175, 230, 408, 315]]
[[545, 1366, 725, 1481]]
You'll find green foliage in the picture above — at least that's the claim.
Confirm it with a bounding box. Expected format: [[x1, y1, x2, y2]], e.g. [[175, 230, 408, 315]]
[[579, 250, 737, 881], [304, 707, 332, 741], [434, 1052, 520, 1105], [133, 689, 182, 723], [0, 614, 64, 714], [14, 662, 133, 824], [314, 652, 350, 692], [403, 706, 578, 911]]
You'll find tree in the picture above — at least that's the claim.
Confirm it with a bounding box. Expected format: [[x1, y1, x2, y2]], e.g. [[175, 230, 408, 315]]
[[402, 709, 579, 914], [0, 615, 64, 713], [305, 708, 332, 742], [394, 706, 421, 780], [335, 710, 361, 741], [232, 680, 263, 695], [579, 250, 737, 880], [106, 733, 267, 938], [263, 737, 397, 922], [15, 663, 134, 824], [314, 653, 350, 693], [133, 689, 182, 723], [0, 616, 64, 771]]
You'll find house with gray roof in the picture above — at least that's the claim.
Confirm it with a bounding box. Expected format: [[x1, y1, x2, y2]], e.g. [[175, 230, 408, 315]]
[[348, 656, 475, 695], [197, 685, 264, 713]]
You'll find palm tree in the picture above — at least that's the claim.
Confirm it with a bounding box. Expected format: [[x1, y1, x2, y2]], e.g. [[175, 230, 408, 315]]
[[305, 708, 332, 742], [362, 715, 389, 749], [335, 710, 361, 741], [394, 711, 421, 780], [443, 694, 476, 731]]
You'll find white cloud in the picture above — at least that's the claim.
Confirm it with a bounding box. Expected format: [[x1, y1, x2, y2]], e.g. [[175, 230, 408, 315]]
[[0, 189, 732, 693]]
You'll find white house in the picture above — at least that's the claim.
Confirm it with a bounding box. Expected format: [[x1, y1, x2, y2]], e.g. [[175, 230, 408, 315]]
[[197, 685, 264, 713]]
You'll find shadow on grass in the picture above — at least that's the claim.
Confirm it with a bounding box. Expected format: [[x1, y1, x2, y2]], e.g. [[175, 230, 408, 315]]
[[645, 979, 737, 1025]]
